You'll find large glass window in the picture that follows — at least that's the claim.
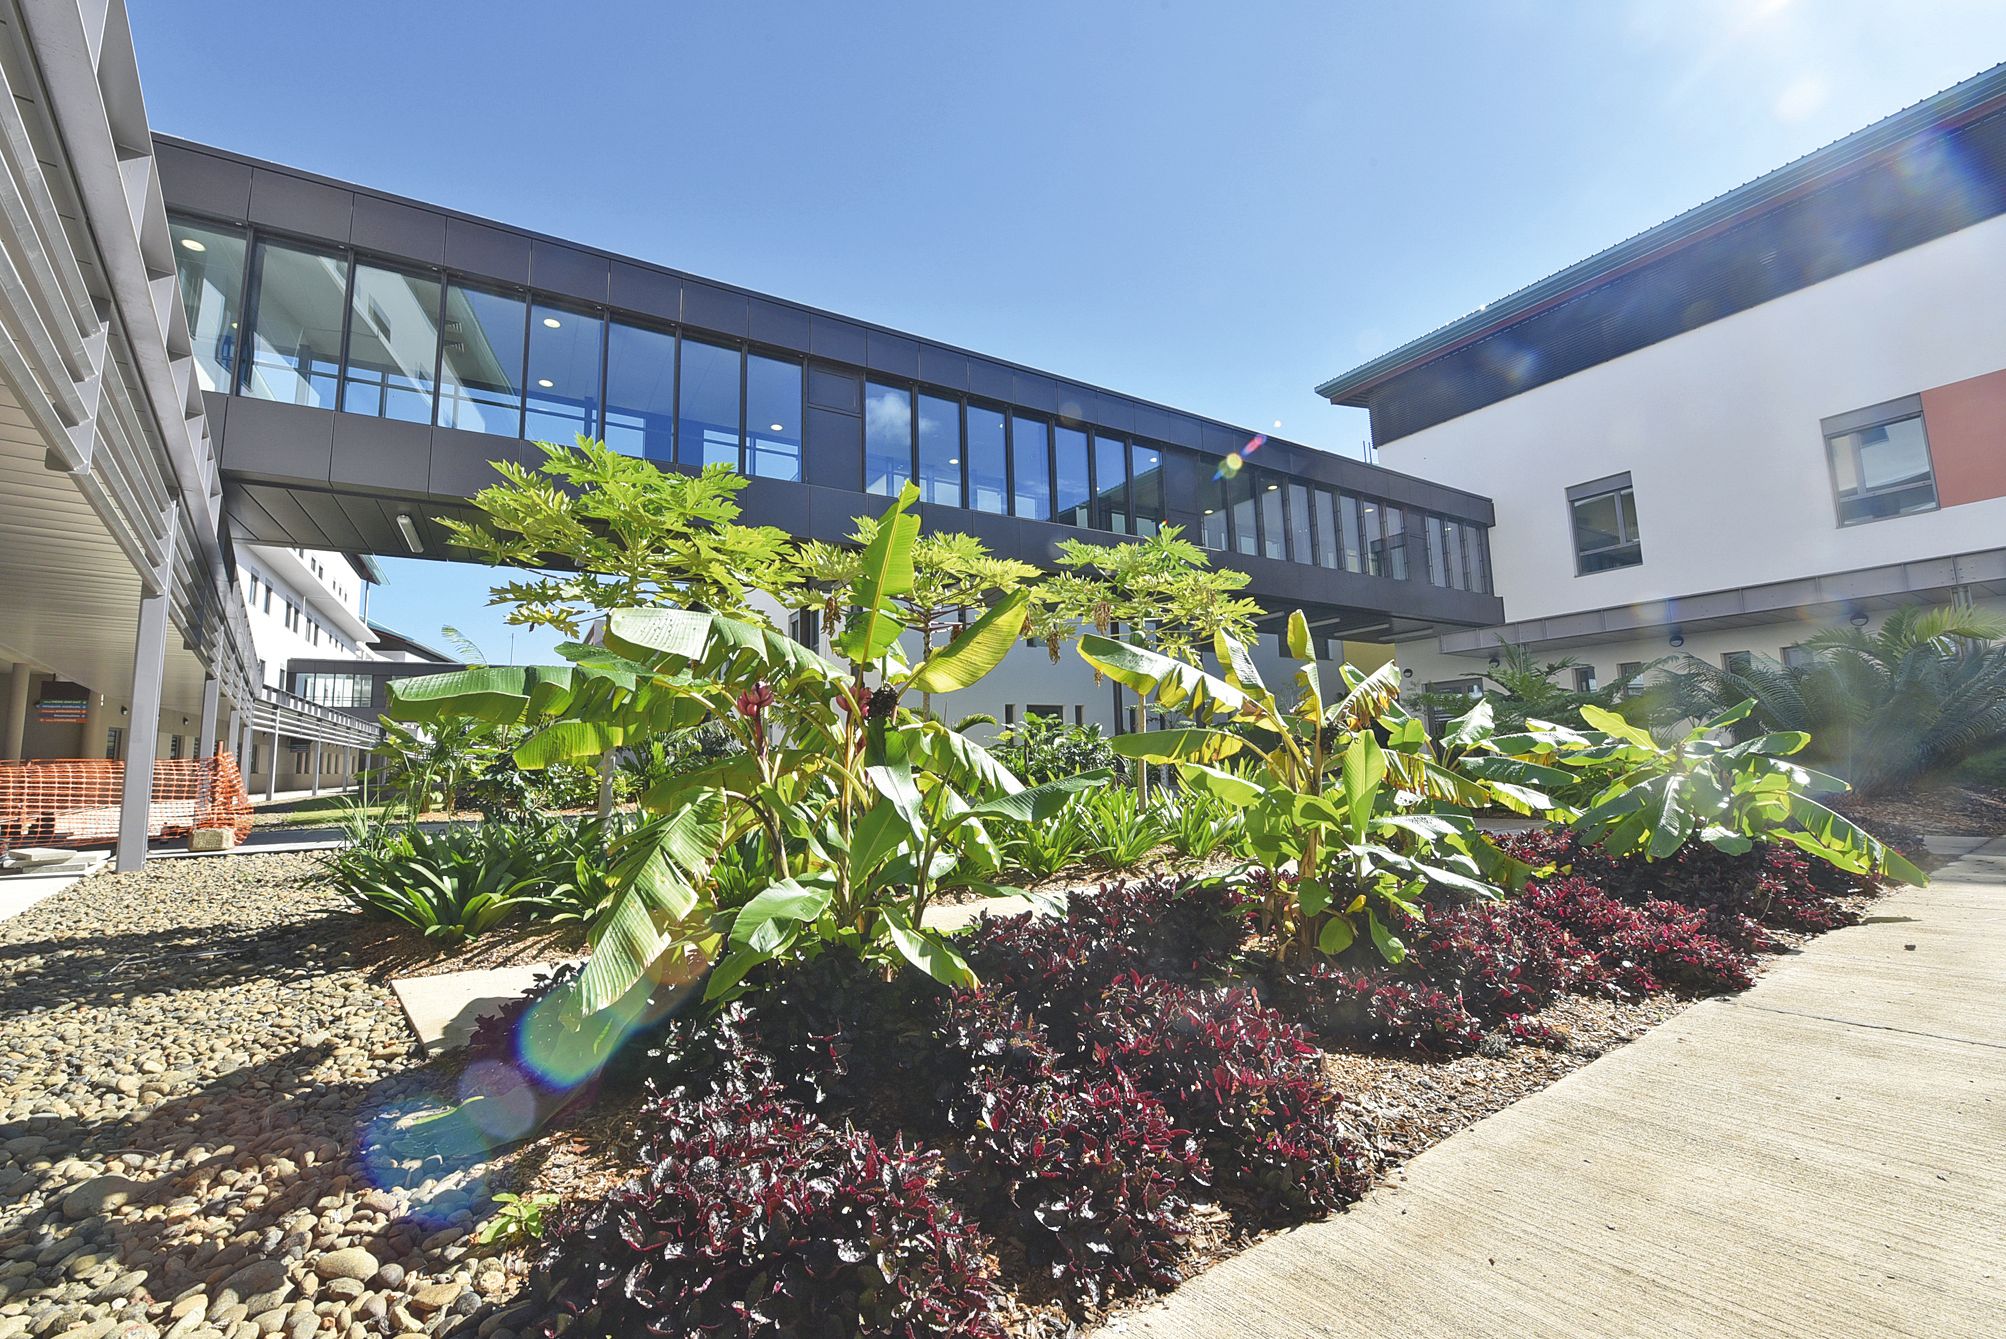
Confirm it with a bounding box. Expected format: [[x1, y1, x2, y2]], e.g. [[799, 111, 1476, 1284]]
[[1338, 493, 1364, 572], [437, 283, 526, 436], [1426, 514, 1450, 586], [1201, 474, 1228, 550], [1093, 434, 1129, 534], [916, 393, 963, 505], [1286, 482, 1312, 564], [1463, 522, 1491, 592], [1312, 489, 1339, 568], [1225, 470, 1257, 557], [1568, 475, 1644, 573], [1357, 499, 1384, 576], [747, 354, 803, 480], [603, 319, 677, 460], [525, 303, 603, 444], [1011, 414, 1051, 520], [170, 218, 246, 394], [967, 404, 1008, 513], [1378, 505, 1408, 580], [679, 338, 743, 469], [1054, 425, 1091, 526], [1130, 446, 1163, 536], [1825, 407, 1936, 525], [1443, 518, 1468, 590], [340, 265, 441, 423], [240, 239, 348, 408], [1259, 476, 1286, 561], [864, 382, 913, 495]]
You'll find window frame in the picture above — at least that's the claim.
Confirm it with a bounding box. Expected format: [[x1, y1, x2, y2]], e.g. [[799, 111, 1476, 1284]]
[[1820, 395, 1938, 527], [1566, 473, 1644, 576]]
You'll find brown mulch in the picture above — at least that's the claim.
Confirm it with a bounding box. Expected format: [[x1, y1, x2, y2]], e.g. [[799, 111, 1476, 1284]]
[[1833, 779, 2006, 839]]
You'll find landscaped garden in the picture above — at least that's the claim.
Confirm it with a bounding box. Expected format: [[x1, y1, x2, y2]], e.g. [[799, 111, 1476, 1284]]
[[6, 439, 1985, 1339]]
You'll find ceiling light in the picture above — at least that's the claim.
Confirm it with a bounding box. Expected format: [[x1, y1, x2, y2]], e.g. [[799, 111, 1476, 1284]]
[[1203, 508, 1215, 515], [542, 316, 562, 328], [395, 513, 423, 554], [179, 237, 205, 253], [947, 457, 959, 465], [770, 423, 785, 432], [537, 378, 554, 388], [1266, 483, 1278, 491]]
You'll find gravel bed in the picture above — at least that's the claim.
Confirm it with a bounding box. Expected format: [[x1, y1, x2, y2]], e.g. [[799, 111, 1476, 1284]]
[[0, 854, 532, 1339]]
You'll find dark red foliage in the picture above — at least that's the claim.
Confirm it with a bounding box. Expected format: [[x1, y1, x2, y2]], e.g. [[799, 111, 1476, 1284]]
[[1403, 898, 1580, 1025], [950, 1070, 1209, 1307], [1516, 879, 1752, 997], [1269, 961, 1483, 1056], [528, 1085, 1002, 1339], [1085, 972, 1369, 1219]]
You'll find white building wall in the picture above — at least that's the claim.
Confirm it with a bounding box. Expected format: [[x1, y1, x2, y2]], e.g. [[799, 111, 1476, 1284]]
[[236, 545, 378, 688], [1376, 213, 2006, 632]]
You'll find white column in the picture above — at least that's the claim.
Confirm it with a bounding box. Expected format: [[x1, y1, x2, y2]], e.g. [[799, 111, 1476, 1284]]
[[82, 688, 110, 760], [266, 725, 281, 801], [2, 663, 30, 761], [310, 738, 323, 797], [196, 675, 220, 757], [116, 586, 173, 872]]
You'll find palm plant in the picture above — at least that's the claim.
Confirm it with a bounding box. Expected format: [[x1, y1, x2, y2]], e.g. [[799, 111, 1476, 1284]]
[[1659, 603, 2006, 794]]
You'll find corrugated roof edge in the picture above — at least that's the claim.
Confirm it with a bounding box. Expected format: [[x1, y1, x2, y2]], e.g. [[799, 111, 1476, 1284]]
[[1314, 61, 2006, 407]]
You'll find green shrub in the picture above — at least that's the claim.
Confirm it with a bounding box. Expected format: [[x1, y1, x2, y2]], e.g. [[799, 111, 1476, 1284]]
[[997, 797, 1093, 880], [1165, 788, 1241, 861], [1082, 785, 1173, 870], [992, 714, 1125, 785], [326, 815, 612, 942]]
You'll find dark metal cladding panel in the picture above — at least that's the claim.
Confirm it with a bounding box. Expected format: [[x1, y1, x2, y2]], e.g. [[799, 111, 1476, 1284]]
[[350, 195, 446, 266], [445, 217, 531, 286], [805, 405, 863, 492], [531, 240, 611, 305], [247, 169, 351, 245], [1011, 370, 1059, 412], [1054, 385, 1094, 427], [966, 358, 1014, 403], [866, 330, 920, 378], [157, 142, 251, 219], [609, 261, 681, 324], [428, 427, 546, 499], [917, 344, 969, 391], [809, 315, 868, 366], [749, 298, 811, 353], [683, 281, 750, 337], [1091, 392, 1136, 434], [219, 397, 334, 484], [329, 414, 433, 498], [807, 364, 862, 414]]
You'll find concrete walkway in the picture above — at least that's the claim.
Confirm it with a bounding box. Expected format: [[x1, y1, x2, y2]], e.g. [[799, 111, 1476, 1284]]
[[1101, 838, 2006, 1339]]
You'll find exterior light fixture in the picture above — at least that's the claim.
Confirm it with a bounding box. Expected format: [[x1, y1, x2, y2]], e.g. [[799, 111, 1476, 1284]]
[[1266, 483, 1279, 491], [771, 423, 786, 432], [1669, 631, 1685, 648], [536, 378, 554, 388], [947, 456, 958, 465], [542, 316, 562, 328], [179, 236, 205, 252], [1203, 508, 1215, 515], [1488, 654, 1501, 668], [1850, 610, 1870, 627], [396, 513, 423, 554]]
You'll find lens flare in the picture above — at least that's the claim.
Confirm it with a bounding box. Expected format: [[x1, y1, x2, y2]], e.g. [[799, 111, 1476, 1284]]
[[1214, 433, 1266, 480]]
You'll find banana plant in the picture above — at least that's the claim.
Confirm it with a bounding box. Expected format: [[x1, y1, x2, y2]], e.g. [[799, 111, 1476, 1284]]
[[1082, 610, 1517, 962], [1498, 701, 1927, 884]]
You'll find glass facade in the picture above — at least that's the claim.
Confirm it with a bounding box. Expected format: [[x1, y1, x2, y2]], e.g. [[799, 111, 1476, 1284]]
[[171, 218, 247, 394], [747, 354, 803, 480], [916, 393, 962, 505], [864, 381, 913, 496], [178, 209, 1491, 593], [526, 303, 603, 443], [241, 239, 347, 408], [604, 319, 676, 460], [967, 404, 1008, 513], [438, 283, 525, 436]]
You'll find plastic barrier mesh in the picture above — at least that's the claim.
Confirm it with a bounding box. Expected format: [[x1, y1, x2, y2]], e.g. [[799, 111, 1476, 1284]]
[[0, 754, 253, 850]]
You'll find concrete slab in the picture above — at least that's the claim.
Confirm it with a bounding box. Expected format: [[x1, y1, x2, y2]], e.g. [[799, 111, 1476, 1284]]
[[1100, 837, 2006, 1339], [0, 852, 107, 921], [391, 960, 582, 1056]]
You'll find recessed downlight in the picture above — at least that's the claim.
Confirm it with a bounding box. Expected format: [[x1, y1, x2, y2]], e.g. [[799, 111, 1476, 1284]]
[[542, 316, 562, 328], [769, 423, 785, 432], [536, 378, 554, 388], [179, 237, 206, 252]]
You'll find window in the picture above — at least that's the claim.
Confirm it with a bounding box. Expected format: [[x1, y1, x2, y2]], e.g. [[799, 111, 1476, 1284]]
[[679, 338, 743, 469], [295, 672, 373, 708], [438, 283, 526, 435], [1568, 474, 1643, 573], [1464, 522, 1491, 592], [1092, 433, 1129, 534], [1782, 644, 1816, 670], [748, 354, 804, 481], [1286, 483, 1312, 564], [789, 608, 820, 653], [241, 239, 348, 408], [1011, 414, 1051, 520], [1378, 505, 1409, 580], [1443, 520, 1468, 590], [170, 217, 246, 394], [1258, 477, 1285, 560], [1823, 397, 1936, 525], [864, 382, 913, 496], [525, 303, 604, 443], [1572, 667, 1595, 693], [967, 404, 1009, 513], [1358, 501, 1384, 577], [1425, 514, 1450, 586], [1311, 489, 1339, 569], [1617, 660, 1644, 680], [1054, 426, 1091, 526], [1721, 650, 1753, 674], [1130, 446, 1163, 536], [915, 393, 962, 505], [1027, 703, 1064, 721], [1338, 494, 1364, 572], [1201, 478, 1228, 550], [603, 319, 677, 460], [1225, 469, 1257, 557], [340, 264, 441, 423]]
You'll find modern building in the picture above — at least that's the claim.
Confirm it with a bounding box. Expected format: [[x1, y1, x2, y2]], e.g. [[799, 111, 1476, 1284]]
[[1318, 64, 2006, 696]]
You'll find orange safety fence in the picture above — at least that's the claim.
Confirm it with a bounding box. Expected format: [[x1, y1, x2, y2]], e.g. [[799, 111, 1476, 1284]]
[[0, 753, 253, 850]]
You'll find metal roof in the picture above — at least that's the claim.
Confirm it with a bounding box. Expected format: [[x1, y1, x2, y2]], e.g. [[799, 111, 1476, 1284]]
[[1315, 62, 2006, 411]]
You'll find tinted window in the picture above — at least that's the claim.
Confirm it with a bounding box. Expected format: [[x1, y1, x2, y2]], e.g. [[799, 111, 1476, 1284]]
[[967, 403, 1008, 513], [171, 218, 246, 395], [241, 239, 348, 409], [1378, 505, 1408, 580], [1012, 414, 1051, 520], [1569, 481, 1643, 573], [747, 354, 803, 481], [1201, 472, 1228, 550], [438, 283, 525, 436], [603, 319, 676, 460], [525, 304, 603, 444], [1130, 445, 1163, 537], [1093, 434, 1129, 534], [679, 338, 742, 469], [341, 265, 440, 423], [865, 382, 913, 496], [1357, 499, 1384, 576], [1225, 470, 1256, 557], [916, 393, 962, 505], [1312, 489, 1339, 568], [1054, 425, 1091, 526], [1259, 477, 1286, 560], [1826, 413, 1936, 524]]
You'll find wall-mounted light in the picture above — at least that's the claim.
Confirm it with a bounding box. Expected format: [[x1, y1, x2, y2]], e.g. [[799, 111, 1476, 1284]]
[[1669, 631, 1686, 648], [396, 514, 423, 554], [1487, 653, 1501, 668], [1849, 610, 1870, 627], [1401, 667, 1414, 680]]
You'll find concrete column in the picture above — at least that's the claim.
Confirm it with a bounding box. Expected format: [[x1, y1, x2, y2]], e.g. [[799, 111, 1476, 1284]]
[[116, 587, 173, 872], [82, 689, 110, 760], [3, 662, 30, 761], [310, 738, 323, 797], [224, 707, 240, 761], [266, 725, 281, 801], [196, 676, 220, 757]]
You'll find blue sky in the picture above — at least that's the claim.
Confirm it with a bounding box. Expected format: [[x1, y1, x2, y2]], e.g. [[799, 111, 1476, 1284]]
[[132, 1, 2006, 663]]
